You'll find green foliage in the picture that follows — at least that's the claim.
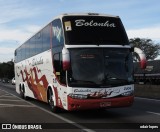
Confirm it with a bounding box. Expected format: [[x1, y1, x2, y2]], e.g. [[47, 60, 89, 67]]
[[129, 38, 160, 60], [0, 61, 14, 79]]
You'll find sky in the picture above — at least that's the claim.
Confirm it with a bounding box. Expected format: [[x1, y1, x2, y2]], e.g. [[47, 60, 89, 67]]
[[0, 0, 160, 62]]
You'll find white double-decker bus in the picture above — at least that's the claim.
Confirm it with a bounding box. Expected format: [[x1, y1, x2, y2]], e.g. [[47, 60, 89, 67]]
[[14, 13, 146, 112]]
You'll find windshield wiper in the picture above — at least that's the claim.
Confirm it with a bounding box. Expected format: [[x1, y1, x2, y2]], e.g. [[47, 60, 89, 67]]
[[107, 77, 127, 82], [75, 80, 97, 85], [103, 75, 129, 84]]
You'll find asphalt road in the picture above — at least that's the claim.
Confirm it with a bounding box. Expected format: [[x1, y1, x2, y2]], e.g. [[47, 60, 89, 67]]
[[0, 82, 160, 132]]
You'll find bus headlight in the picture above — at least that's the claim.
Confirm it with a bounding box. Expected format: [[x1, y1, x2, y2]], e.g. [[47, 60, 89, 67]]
[[121, 91, 133, 96], [69, 94, 88, 99]]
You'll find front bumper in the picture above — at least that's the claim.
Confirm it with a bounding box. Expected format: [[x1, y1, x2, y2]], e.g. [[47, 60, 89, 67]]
[[67, 96, 134, 111]]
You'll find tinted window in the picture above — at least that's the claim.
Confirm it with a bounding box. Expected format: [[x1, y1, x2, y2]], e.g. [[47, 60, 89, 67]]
[[36, 32, 43, 54], [52, 19, 64, 46], [30, 37, 36, 56], [53, 52, 66, 84], [42, 25, 51, 51], [25, 41, 30, 58], [68, 48, 133, 87], [21, 44, 25, 60], [18, 47, 22, 62], [15, 24, 51, 62], [54, 53, 61, 72], [62, 16, 129, 45]]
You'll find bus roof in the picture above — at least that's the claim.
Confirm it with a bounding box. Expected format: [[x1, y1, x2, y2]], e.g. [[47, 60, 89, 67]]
[[59, 13, 119, 18]]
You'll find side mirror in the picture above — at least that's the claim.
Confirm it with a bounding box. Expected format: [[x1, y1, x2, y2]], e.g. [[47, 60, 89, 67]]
[[62, 47, 70, 71], [133, 47, 147, 69]]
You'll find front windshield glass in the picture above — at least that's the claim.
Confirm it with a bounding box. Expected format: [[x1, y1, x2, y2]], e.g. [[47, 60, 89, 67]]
[[67, 48, 133, 87], [62, 16, 129, 45]]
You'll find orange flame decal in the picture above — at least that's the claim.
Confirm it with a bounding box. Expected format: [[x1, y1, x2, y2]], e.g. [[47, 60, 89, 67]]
[[20, 66, 49, 102]]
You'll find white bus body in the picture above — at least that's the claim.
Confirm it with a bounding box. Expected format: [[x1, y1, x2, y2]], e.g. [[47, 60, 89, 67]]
[[14, 13, 146, 112]]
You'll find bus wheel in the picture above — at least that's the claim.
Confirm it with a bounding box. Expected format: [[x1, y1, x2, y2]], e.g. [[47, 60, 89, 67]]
[[20, 86, 25, 99], [20, 85, 28, 100], [48, 89, 60, 113]]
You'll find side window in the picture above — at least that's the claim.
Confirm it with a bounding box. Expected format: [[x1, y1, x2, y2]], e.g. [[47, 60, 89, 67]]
[[17, 48, 20, 62], [25, 41, 30, 58], [42, 25, 51, 51], [30, 37, 35, 57], [21, 44, 25, 60], [53, 52, 66, 85], [52, 19, 64, 47], [36, 31, 43, 54], [19, 46, 22, 62]]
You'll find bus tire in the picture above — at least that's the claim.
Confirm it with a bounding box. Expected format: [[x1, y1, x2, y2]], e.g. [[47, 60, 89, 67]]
[[48, 88, 60, 113], [19, 85, 24, 99], [20, 85, 28, 100]]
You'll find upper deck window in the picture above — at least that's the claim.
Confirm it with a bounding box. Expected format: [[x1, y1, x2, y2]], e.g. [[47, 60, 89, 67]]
[[52, 19, 64, 46], [62, 16, 129, 45]]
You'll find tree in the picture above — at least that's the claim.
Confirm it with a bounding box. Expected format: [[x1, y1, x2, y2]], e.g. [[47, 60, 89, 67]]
[[129, 38, 160, 60], [0, 61, 14, 79]]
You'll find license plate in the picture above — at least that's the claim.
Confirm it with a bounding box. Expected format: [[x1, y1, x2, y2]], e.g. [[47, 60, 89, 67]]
[[100, 102, 111, 107]]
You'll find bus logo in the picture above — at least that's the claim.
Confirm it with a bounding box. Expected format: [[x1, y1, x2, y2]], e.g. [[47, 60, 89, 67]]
[[64, 21, 72, 31], [124, 87, 132, 91]]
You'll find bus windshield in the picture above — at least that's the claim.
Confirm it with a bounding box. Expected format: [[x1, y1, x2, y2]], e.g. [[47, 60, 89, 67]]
[[67, 48, 133, 87], [62, 16, 129, 45]]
